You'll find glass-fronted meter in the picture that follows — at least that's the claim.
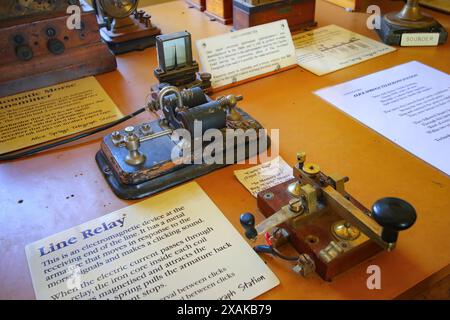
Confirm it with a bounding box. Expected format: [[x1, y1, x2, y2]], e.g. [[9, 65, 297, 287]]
[[156, 31, 193, 71], [154, 31, 198, 86]]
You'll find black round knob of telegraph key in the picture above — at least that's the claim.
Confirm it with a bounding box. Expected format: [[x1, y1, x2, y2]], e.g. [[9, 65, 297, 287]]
[[240, 213, 257, 240], [372, 197, 417, 243]]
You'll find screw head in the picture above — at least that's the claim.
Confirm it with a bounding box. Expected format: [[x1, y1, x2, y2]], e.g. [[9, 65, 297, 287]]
[[263, 192, 274, 200], [46, 27, 57, 38], [124, 126, 135, 135], [302, 162, 320, 175], [297, 151, 306, 163]]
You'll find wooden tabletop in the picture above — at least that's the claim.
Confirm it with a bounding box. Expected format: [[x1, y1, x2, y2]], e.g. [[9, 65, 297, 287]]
[[1, 0, 449, 299]]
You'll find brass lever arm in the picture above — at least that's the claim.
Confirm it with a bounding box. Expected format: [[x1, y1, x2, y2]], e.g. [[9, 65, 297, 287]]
[[322, 186, 395, 251]]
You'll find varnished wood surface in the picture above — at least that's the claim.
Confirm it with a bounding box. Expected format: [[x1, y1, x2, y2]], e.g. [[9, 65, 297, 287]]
[[232, 0, 317, 31], [205, 0, 234, 24], [0, 0, 449, 299]]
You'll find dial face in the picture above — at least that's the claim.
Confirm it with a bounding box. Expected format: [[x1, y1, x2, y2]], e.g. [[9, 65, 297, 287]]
[[99, 0, 138, 19]]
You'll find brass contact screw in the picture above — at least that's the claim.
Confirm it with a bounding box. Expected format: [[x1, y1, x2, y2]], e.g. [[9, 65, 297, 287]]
[[219, 94, 244, 121], [124, 126, 146, 166]]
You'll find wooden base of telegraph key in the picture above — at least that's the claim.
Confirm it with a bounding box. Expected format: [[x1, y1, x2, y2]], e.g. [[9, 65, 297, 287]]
[[257, 179, 383, 281], [240, 152, 417, 281]]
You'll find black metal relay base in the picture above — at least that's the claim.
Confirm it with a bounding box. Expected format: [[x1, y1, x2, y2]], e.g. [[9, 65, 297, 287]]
[[96, 107, 270, 200]]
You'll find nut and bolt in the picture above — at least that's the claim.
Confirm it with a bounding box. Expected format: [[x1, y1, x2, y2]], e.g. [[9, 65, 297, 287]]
[[143, 14, 152, 27], [111, 131, 123, 145], [138, 10, 145, 21], [297, 151, 306, 164], [141, 123, 153, 135]]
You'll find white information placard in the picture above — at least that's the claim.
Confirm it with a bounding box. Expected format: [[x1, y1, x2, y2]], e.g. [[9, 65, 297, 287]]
[[315, 61, 450, 176], [26, 182, 279, 300], [196, 20, 297, 90], [293, 25, 396, 76]]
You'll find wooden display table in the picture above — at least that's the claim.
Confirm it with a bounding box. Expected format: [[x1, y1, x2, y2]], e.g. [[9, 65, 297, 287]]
[[0, 0, 449, 299]]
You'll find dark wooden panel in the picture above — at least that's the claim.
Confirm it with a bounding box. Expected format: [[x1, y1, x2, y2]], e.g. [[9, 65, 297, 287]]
[[233, 0, 316, 31], [0, 11, 116, 97]]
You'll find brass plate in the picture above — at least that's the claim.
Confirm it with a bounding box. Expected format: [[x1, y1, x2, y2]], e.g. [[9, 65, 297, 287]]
[[332, 220, 361, 241]]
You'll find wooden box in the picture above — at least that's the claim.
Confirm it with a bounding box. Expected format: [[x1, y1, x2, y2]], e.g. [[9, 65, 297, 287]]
[[324, 0, 385, 12], [185, 0, 207, 11], [205, 0, 233, 24], [0, 7, 116, 97], [233, 0, 316, 32]]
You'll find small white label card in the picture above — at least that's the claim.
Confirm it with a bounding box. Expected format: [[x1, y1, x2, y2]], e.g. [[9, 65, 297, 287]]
[[196, 20, 297, 90], [293, 25, 396, 76], [26, 182, 279, 300], [400, 33, 440, 47], [234, 156, 294, 197]]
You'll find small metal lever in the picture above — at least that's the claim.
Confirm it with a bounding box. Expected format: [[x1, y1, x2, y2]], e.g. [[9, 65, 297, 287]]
[[240, 213, 257, 240]]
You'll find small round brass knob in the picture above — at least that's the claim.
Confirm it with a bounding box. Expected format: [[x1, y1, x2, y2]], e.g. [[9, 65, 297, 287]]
[[302, 162, 320, 175], [332, 220, 360, 241]]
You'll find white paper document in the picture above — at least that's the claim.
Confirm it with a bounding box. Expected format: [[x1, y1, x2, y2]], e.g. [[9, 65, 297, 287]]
[[315, 61, 450, 176], [234, 156, 294, 197], [196, 20, 296, 89], [26, 182, 279, 300], [293, 25, 396, 76]]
